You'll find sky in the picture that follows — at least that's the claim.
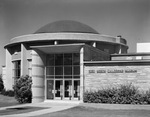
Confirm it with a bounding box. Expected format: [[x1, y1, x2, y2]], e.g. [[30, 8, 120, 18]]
[[0, 0, 150, 73]]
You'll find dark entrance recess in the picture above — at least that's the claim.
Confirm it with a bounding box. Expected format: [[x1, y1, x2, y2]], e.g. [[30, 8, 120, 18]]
[[46, 53, 80, 100]]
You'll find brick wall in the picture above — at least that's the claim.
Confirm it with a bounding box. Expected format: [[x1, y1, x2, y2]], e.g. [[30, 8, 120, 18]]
[[84, 65, 150, 91]]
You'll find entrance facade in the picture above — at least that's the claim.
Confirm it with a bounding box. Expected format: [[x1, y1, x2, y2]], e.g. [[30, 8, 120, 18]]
[[46, 53, 80, 100]]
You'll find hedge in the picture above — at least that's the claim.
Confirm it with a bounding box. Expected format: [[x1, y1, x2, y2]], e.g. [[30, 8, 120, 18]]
[[83, 84, 150, 104], [0, 89, 14, 97], [0, 74, 4, 92]]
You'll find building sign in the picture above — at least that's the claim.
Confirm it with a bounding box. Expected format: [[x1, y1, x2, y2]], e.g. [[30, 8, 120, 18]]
[[89, 69, 137, 74], [97, 70, 106, 73], [107, 69, 123, 73], [89, 70, 95, 73], [125, 69, 137, 73]]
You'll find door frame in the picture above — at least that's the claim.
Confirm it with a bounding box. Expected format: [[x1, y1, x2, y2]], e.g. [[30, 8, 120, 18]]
[[46, 79, 80, 100]]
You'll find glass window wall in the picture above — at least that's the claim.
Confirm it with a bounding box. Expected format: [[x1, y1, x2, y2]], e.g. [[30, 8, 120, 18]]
[[46, 53, 80, 100], [46, 53, 80, 79]]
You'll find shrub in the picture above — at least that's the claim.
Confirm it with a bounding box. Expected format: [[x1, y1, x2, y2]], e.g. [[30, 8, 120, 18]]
[[143, 90, 150, 104], [0, 74, 4, 92], [1, 89, 14, 97], [83, 84, 150, 104], [13, 75, 32, 103]]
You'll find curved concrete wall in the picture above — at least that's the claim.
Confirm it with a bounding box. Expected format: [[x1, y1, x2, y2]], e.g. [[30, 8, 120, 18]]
[[5, 33, 127, 48], [31, 50, 45, 103]]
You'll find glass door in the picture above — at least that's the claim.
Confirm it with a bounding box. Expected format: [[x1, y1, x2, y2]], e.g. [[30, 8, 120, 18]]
[[46, 53, 80, 101], [74, 80, 80, 100], [47, 80, 54, 99], [64, 80, 72, 100], [55, 80, 63, 99]]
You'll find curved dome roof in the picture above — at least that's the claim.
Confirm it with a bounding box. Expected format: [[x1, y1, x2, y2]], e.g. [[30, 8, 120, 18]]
[[34, 20, 99, 34]]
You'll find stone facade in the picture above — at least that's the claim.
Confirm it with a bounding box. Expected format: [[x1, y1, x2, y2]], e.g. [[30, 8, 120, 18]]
[[84, 65, 150, 91]]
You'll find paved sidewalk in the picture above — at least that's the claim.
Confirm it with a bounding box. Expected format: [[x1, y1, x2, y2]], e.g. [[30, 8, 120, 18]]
[[0, 101, 79, 117], [1, 102, 150, 117]]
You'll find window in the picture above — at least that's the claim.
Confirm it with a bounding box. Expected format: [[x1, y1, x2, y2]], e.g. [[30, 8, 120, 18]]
[[46, 53, 80, 79], [28, 60, 32, 77], [64, 54, 72, 65], [12, 60, 21, 80], [55, 54, 63, 66], [104, 49, 109, 53], [73, 53, 80, 65]]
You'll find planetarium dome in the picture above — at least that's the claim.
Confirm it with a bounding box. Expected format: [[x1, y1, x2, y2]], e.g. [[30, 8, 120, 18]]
[[34, 20, 99, 34]]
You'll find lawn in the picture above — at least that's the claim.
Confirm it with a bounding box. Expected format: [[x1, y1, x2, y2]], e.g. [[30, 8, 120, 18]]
[[0, 94, 19, 108], [0, 94, 48, 116], [0, 106, 48, 115], [35, 106, 150, 117]]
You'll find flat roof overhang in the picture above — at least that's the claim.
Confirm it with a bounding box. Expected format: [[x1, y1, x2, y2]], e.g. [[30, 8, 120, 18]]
[[30, 43, 85, 54], [84, 60, 150, 66], [111, 53, 150, 57], [4, 33, 128, 48]]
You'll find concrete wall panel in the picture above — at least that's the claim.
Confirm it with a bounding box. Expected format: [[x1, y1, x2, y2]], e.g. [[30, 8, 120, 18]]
[[85, 65, 150, 92], [5, 49, 13, 90]]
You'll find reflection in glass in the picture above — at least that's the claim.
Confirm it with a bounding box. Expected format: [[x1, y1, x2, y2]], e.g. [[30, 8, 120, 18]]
[[73, 76, 80, 79], [64, 54, 72, 65], [46, 76, 54, 79], [55, 80, 61, 97], [64, 75, 72, 79], [64, 66, 72, 75], [13, 60, 21, 79], [46, 53, 81, 100], [46, 67, 54, 75], [55, 75, 63, 79], [73, 53, 80, 65], [55, 66, 63, 75], [47, 54, 54, 66], [47, 80, 54, 99], [46, 53, 80, 79], [73, 66, 80, 75], [74, 80, 80, 98], [55, 54, 63, 66]]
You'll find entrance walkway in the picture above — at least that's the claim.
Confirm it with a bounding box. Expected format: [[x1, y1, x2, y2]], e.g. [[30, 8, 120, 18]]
[[2, 102, 150, 117], [0, 101, 80, 117]]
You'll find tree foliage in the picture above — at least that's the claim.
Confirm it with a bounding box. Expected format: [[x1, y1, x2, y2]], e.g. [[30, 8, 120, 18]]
[[0, 74, 4, 92], [13, 75, 32, 103]]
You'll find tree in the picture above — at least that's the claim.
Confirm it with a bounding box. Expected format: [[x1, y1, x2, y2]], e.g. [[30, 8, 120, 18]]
[[0, 74, 4, 92], [13, 75, 32, 103]]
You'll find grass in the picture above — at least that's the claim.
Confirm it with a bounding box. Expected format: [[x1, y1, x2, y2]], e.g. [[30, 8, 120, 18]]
[[0, 106, 48, 115], [35, 106, 150, 117], [1, 94, 150, 117], [0, 94, 48, 116], [0, 94, 19, 107]]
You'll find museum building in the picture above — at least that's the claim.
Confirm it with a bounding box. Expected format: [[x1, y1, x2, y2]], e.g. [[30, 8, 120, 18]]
[[3, 20, 150, 103]]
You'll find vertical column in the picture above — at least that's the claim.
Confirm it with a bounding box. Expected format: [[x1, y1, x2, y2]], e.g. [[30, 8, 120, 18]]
[[80, 47, 84, 102], [115, 45, 122, 54], [92, 42, 96, 47], [116, 36, 122, 54], [90, 42, 96, 47], [5, 49, 13, 90], [54, 41, 58, 45], [118, 45, 122, 54], [32, 50, 45, 103], [21, 44, 28, 76]]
